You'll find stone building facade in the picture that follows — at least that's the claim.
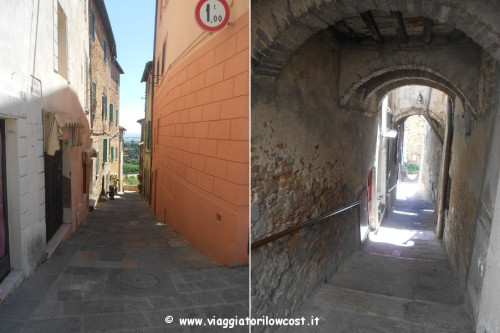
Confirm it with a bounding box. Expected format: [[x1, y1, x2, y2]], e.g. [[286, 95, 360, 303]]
[[388, 86, 448, 200], [151, 0, 249, 266], [89, 0, 124, 202], [138, 61, 153, 204]]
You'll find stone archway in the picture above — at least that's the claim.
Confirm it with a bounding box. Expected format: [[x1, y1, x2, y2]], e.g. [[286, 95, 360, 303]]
[[251, 2, 500, 328], [252, 0, 500, 77]]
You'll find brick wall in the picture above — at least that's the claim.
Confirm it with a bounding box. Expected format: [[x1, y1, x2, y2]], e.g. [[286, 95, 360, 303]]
[[251, 35, 378, 323], [152, 13, 249, 266]]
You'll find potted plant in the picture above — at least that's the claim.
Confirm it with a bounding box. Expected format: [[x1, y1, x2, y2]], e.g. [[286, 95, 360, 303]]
[[405, 163, 419, 180], [109, 174, 119, 193]]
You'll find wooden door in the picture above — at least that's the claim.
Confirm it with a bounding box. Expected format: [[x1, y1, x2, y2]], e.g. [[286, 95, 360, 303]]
[[0, 120, 9, 282], [44, 149, 63, 241]]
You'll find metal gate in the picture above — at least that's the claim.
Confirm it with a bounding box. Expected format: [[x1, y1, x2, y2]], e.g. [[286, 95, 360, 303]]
[[0, 120, 9, 282], [44, 149, 63, 241]]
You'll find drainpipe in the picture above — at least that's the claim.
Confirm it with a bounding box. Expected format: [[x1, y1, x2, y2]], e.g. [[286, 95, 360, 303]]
[[436, 97, 453, 239]]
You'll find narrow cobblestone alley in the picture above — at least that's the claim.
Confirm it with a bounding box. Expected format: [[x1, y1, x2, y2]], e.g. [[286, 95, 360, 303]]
[[281, 181, 473, 332], [0, 192, 248, 333]]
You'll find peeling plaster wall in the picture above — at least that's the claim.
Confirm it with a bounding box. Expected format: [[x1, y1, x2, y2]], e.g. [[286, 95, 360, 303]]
[[465, 55, 500, 323], [444, 51, 497, 299], [251, 35, 378, 324]]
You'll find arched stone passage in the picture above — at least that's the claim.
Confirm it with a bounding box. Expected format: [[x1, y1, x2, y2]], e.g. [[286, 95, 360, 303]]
[[337, 39, 480, 113], [251, 2, 500, 329], [394, 107, 444, 127], [252, 0, 500, 77]]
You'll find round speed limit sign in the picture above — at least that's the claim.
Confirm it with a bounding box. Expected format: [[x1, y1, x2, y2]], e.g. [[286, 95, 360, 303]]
[[195, 0, 230, 32]]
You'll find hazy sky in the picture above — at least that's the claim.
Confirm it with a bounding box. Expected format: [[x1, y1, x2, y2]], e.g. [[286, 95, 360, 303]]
[[105, 0, 156, 136]]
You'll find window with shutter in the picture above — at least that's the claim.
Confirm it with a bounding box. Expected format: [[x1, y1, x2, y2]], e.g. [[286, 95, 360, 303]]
[[103, 39, 107, 64], [110, 104, 113, 123], [103, 139, 108, 162], [91, 82, 96, 115], [161, 41, 166, 75], [56, 2, 69, 79], [96, 152, 99, 176], [156, 60, 159, 83], [102, 94, 105, 118]]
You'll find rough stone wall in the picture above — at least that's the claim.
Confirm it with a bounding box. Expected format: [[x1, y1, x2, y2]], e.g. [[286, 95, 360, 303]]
[[444, 51, 497, 292], [419, 123, 443, 201], [465, 55, 499, 322], [404, 115, 426, 164], [251, 35, 378, 324]]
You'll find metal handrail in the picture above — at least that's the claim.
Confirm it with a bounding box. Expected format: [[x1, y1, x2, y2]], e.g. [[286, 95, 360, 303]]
[[251, 201, 361, 250], [388, 183, 398, 193]]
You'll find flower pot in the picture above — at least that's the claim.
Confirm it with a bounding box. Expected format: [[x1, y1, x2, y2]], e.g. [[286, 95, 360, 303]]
[[407, 173, 418, 181]]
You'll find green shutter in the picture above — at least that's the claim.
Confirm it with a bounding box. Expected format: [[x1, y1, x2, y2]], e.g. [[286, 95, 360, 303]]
[[101, 95, 105, 118], [115, 147, 118, 160], [115, 109, 118, 126], [162, 41, 166, 75], [110, 104, 113, 122], [111, 146, 114, 161], [103, 139, 108, 162], [105, 95, 108, 120], [91, 82, 96, 115], [148, 121, 152, 149]]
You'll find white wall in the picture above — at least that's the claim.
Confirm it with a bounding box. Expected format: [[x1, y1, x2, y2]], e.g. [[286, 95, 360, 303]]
[[0, 0, 89, 276]]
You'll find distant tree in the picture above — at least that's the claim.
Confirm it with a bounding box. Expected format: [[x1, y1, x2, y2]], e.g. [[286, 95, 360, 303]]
[[125, 176, 138, 185], [123, 163, 139, 175], [123, 142, 140, 168]]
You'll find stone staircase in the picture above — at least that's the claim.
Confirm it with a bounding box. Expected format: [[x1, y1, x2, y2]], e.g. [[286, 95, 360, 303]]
[[279, 185, 474, 332]]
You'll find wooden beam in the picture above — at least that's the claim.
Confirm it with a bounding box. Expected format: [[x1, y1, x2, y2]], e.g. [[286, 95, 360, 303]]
[[334, 20, 361, 43], [361, 11, 384, 43], [423, 18, 433, 44], [391, 11, 408, 43]]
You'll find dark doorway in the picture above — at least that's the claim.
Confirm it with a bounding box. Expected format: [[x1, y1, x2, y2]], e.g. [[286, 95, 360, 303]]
[[44, 149, 63, 241], [0, 120, 9, 282]]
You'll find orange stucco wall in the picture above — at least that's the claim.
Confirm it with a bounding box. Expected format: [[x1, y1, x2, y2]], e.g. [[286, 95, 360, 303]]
[[152, 1, 249, 266]]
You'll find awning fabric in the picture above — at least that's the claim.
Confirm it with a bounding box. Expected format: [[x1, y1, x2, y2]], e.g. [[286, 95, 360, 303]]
[[82, 147, 97, 164], [44, 110, 85, 155]]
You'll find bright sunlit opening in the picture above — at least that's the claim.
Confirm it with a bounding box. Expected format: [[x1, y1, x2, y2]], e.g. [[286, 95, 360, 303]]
[[395, 181, 419, 200], [369, 227, 416, 247], [393, 210, 418, 216]]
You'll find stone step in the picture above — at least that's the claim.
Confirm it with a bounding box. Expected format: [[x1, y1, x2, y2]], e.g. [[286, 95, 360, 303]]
[[280, 284, 473, 332], [327, 250, 463, 304]]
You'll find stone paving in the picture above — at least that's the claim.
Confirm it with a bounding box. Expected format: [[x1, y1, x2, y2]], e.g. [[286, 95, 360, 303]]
[[0, 192, 249, 333], [280, 182, 474, 332]]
